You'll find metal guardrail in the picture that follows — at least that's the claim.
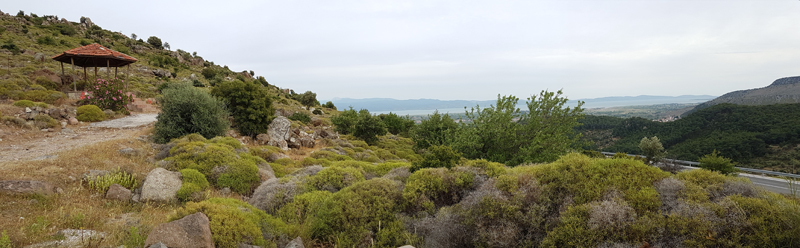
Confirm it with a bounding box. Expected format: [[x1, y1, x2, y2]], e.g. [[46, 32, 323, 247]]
[[599, 152, 800, 179]]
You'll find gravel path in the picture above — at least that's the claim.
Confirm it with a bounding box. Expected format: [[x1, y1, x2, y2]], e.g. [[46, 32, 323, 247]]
[[0, 114, 158, 163], [90, 114, 158, 128]]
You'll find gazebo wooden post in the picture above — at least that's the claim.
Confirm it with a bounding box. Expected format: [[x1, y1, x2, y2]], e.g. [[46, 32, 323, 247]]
[[70, 58, 76, 91], [83, 67, 88, 87], [114, 67, 118, 78], [126, 64, 130, 89], [94, 67, 98, 78], [106, 59, 110, 78]]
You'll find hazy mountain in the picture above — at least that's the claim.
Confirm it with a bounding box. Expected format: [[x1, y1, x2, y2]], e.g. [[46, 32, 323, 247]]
[[329, 95, 716, 114], [685, 76, 800, 116]]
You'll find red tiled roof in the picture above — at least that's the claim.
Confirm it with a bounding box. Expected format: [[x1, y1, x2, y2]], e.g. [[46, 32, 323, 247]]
[[52, 43, 138, 67]]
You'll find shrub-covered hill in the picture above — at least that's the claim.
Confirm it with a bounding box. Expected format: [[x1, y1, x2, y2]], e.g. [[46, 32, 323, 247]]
[[577, 103, 800, 172], [0, 10, 320, 109], [165, 144, 800, 248]]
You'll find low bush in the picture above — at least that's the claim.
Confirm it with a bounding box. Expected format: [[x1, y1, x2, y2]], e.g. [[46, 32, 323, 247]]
[[288, 112, 311, 124], [411, 145, 462, 172], [177, 169, 209, 202], [165, 135, 262, 194], [154, 83, 229, 144], [403, 167, 478, 214], [698, 150, 737, 175], [12, 100, 35, 108], [305, 166, 365, 192], [379, 112, 415, 136], [309, 178, 415, 247], [173, 198, 290, 248], [277, 190, 332, 226], [85, 78, 133, 112], [76, 105, 105, 122], [33, 115, 58, 129], [85, 169, 139, 193]]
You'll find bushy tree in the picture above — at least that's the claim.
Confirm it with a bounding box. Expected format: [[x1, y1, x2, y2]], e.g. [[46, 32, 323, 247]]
[[154, 83, 230, 143], [323, 101, 336, 110], [256, 76, 268, 87], [211, 80, 275, 137], [296, 91, 319, 108], [163, 42, 170, 51], [331, 107, 359, 134], [410, 111, 458, 150], [130, 33, 137, 40], [410, 145, 462, 172], [639, 136, 665, 165], [201, 67, 217, 79], [354, 110, 387, 145], [699, 150, 737, 175], [452, 90, 584, 165], [379, 112, 415, 137], [147, 36, 162, 49]]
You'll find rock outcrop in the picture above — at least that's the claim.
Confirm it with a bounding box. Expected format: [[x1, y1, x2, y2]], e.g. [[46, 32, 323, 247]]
[[144, 212, 214, 248], [140, 168, 182, 202], [105, 183, 132, 202], [25, 229, 105, 248], [0, 180, 56, 195]]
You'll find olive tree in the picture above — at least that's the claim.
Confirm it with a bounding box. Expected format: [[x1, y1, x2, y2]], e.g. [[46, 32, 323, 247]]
[[639, 136, 666, 165]]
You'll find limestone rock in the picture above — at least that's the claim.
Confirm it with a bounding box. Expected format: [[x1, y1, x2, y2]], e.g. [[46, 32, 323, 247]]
[[69, 117, 79, 125], [33, 53, 47, 62], [285, 237, 305, 248], [258, 163, 276, 182], [144, 212, 214, 248], [105, 184, 132, 202], [152, 69, 172, 78], [119, 147, 144, 157], [266, 116, 292, 150], [0, 180, 56, 195], [103, 109, 115, 118], [148, 242, 168, 248], [140, 168, 182, 202], [25, 229, 105, 248]]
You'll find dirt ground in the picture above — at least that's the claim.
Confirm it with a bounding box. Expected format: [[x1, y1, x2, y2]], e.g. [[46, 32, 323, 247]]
[[0, 114, 156, 164]]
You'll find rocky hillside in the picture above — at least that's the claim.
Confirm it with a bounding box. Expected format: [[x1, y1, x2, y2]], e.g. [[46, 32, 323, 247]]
[[685, 76, 800, 115]]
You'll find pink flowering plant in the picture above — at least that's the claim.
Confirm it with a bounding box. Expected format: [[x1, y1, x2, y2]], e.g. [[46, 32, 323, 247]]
[[86, 78, 134, 113]]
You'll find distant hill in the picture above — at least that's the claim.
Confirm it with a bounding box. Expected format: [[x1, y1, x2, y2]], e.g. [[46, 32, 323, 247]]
[[330, 95, 716, 115], [684, 76, 800, 116]]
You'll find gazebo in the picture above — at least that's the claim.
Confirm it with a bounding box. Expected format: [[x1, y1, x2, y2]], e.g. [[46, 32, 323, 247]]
[[51, 43, 138, 91]]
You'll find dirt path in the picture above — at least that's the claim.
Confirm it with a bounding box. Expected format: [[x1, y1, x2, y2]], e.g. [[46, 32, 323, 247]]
[[0, 114, 157, 163]]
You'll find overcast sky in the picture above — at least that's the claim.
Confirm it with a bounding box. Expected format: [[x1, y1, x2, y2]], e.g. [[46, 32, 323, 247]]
[[6, 1, 800, 101]]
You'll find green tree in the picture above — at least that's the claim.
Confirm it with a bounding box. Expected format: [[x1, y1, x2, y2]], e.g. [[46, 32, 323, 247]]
[[353, 110, 387, 145], [452, 90, 584, 165], [410, 110, 458, 150], [331, 107, 358, 134], [410, 145, 462, 172], [211, 80, 275, 137], [379, 112, 415, 137], [323, 101, 337, 110], [297, 91, 319, 108], [639, 136, 665, 165], [699, 150, 738, 175], [147, 36, 163, 49], [255, 76, 268, 87], [130, 33, 137, 40], [164, 42, 171, 51], [154, 83, 229, 143]]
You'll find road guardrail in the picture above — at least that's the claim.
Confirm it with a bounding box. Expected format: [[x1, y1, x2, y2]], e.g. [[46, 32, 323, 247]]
[[599, 152, 800, 179]]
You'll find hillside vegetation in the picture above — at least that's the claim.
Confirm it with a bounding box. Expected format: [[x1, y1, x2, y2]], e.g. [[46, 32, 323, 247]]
[[1, 9, 799, 248], [579, 103, 800, 173], [685, 76, 800, 116]]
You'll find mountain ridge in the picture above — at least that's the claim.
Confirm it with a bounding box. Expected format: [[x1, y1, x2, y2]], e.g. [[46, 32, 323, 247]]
[[685, 76, 800, 116]]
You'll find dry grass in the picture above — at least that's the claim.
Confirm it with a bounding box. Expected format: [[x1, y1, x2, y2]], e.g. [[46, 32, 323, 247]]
[[0, 127, 182, 247]]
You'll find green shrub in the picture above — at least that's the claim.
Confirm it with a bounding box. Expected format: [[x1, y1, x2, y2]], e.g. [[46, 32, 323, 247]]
[[379, 112, 415, 136], [173, 198, 290, 248], [306, 166, 365, 192], [277, 190, 333, 226], [331, 108, 358, 134], [288, 112, 311, 124], [33, 115, 58, 129], [154, 83, 229, 144], [403, 167, 477, 214], [0, 231, 9, 248], [120, 226, 145, 248], [312, 109, 322, 115], [353, 110, 387, 145], [310, 178, 414, 247], [147, 36, 163, 49], [211, 80, 275, 137], [34, 76, 59, 91], [323, 101, 336, 110], [177, 169, 210, 202], [36, 36, 57, 46], [13, 100, 35, 108], [19, 90, 65, 103], [461, 159, 507, 177], [86, 78, 133, 112], [698, 150, 737, 175], [295, 91, 319, 107], [411, 145, 462, 172], [86, 169, 139, 193], [165, 135, 262, 194], [409, 110, 458, 150], [76, 105, 105, 122]]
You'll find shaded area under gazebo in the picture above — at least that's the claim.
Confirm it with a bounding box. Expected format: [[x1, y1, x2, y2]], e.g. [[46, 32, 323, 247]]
[[51, 43, 138, 91]]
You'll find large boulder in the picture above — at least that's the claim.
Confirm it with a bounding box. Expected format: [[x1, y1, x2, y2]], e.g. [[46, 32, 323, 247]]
[[266, 116, 292, 150], [144, 212, 214, 248], [105, 184, 132, 202], [285, 237, 305, 248], [0, 180, 56, 195], [152, 69, 172, 78], [140, 168, 182, 202]]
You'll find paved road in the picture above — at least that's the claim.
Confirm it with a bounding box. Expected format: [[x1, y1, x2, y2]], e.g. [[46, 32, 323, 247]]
[[90, 113, 158, 128], [680, 166, 799, 197]]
